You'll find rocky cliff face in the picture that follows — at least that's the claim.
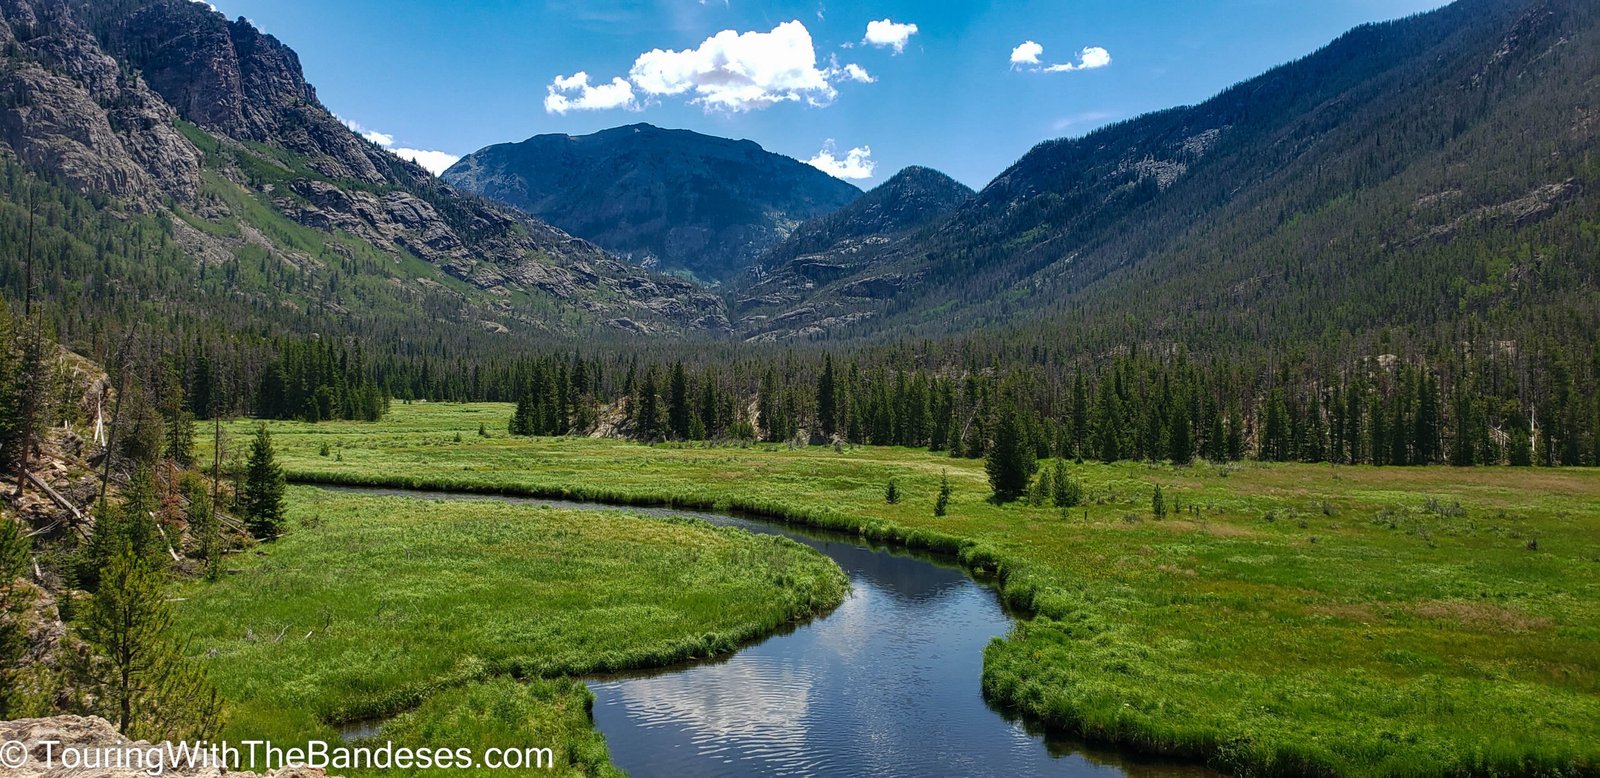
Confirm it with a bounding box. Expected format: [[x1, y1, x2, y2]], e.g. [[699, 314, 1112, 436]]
[[0, 0, 727, 336], [0, 0, 202, 206], [444, 123, 863, 284], [81, 0, 393, 185]]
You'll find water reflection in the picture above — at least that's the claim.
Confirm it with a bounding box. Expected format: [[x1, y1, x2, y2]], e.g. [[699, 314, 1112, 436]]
[[326, 488, 1210, 777]]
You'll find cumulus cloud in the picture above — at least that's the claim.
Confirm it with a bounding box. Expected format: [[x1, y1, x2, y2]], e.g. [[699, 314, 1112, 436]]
[[340, 117, 459, 176], [806, 140, 875, 180], [862, 19, 918, 53], [540, 21, 873, 115], [628, 21, 844, 111], [544, 72, 638, 114], [840, 62, 875, 83], [1009, 41, 1044, 67], [1011, 42, 1111, 73], [389, 148, 461, 176], [1045, 46, 1111, 72]]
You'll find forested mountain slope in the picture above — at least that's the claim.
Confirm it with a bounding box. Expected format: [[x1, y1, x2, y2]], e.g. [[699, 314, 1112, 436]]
[[444, 124, 863, 284], [755, 0, 1599, 351], [0, 0, 728, 369], [734, 166, 972, 340]]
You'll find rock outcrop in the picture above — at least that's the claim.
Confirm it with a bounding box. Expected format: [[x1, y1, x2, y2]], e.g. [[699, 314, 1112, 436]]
[[0, 0, 736, 336], [0, 716, 334, 777], [0, 0, 202, 206]]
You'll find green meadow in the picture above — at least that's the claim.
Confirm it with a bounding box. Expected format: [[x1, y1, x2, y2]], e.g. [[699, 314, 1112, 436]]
[[173, 487, 848, 776], [205, 402, 1600, 776]]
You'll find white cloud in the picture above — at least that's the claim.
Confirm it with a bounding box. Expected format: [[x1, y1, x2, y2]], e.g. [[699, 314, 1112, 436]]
[[541, 21, 871, 115], [806, 141, 875, 180], [1045, 46, 1112, 72], [1011, 42, 1111, 73], [628, 21, 841, 111], [840, 63, 875, 84], [862, 19, 918, 54], [390, 148, 461, 176], [339, 117, 459, 176], [1009, 40, 1043, 67], [544, 71, 638, 114]]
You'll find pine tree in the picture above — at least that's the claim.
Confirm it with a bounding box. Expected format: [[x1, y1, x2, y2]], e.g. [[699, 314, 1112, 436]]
[[1168, 396, 1194, 464], [934, 471, 951, 517], [1344, 380, 1365, 464], [1070, 371, 1089, 458], [1093, 373, 1121, 462], [1226, 409, 1244, 461], [985, 402, 1035, 502], [75, 548, 223, 740], [1263, 389, 1290, 461], [1508, 421, 1533, 467], [9, 318, 49, 495], [816, 354, 838, 440], [1051, 459, 1082, 507], [1152, 484, 1166, 518], [0, 518, 32, 718], [884, 479, 900, 504], [1203, 396, 1226, 461], [698, 375, 719, 439], [667, 362, 691, 441], [508, 392, 534, 436], [635, 368, 662, 441], [162, 391, 195, 466], [242, 425, 285, 540], [758, 368, 782, 442], [1031, 465, 1053, 506], [1415, 371, 1442, 464], [181, 474, 220, 578]]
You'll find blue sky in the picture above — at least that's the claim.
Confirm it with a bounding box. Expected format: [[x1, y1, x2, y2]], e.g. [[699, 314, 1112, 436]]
[[206, 0, 1452, 189]]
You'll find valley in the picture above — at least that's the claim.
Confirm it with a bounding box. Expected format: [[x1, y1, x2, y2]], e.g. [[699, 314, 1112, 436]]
[[1, 0, 1597, 775], [184, 404, 1600, 776]]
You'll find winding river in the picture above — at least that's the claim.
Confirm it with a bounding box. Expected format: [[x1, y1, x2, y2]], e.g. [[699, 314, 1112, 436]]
[[335, 488, 1208, 777]]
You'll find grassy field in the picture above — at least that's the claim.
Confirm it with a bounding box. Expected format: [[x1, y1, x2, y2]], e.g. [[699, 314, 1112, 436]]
[[173, 487, 848, 776], [215, 403, 1600, 776]]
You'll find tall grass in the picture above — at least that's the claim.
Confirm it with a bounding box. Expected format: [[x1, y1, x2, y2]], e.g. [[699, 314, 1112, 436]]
[[211, 403, 1600, 776], [174, 487, 847, 776]]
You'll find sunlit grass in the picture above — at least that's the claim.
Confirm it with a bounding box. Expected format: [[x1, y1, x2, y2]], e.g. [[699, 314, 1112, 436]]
[[175, 486, 847, 776], [212, 402, 1600, 776]]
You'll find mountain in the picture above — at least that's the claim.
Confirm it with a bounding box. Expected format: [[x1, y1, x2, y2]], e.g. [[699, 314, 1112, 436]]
[[732, 166, 973, 340], [443, 124, 863, 284], [0, 0, 727, 353], [749, 0, 1600, 347]]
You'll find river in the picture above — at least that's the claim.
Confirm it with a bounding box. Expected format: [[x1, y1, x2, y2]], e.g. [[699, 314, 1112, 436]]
[[332, 487, 1210, 777]]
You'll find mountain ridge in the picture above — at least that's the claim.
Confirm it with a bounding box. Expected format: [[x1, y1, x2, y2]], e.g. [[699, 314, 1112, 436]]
[[0, 0, 732, 345], [443, 123, 863, 284], [737, 0, 1598, 347]]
